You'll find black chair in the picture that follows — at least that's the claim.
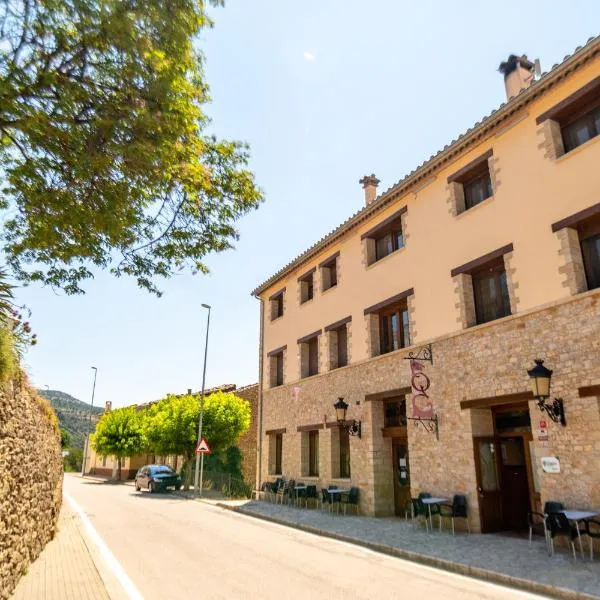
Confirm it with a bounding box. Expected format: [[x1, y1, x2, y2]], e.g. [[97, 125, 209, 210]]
[[321, 488, 332, 512], [418, 492, 437, 531], [545, 512, 579, 559], [439, 495, 470, 535], [584, 518, 600, 560], [543, 501, 564, 514], [342, 487, 359, 515], [305, 485, 318, 509], [328, 486, 342, 513], [527, 510, 548, 548]]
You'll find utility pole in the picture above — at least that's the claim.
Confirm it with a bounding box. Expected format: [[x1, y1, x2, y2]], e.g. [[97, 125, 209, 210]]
[[82, 366, 97, 477], [194, 304, 211, 496]]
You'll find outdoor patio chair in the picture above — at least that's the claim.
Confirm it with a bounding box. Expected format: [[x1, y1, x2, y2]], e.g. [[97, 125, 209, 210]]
[[276, 480, 291, 505], [409, 496, 430, 531], [341, 487, 359, 515], [584, 518, 600, 560], [527, 510, 548, 549], [328, 486, 342, 514], [545, 512, 579, 559], [543, 501, 564, 515], [295, 483, 308, 508], [305, 485, 318, 509], [321, 488, 332, 512], [439, 495, 470, 535]]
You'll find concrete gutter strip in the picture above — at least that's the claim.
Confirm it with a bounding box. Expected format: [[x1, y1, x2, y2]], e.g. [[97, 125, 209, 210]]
[[216, 503, 598, 600]]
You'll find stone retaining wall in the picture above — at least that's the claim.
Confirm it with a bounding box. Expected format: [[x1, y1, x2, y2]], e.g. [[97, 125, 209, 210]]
[[0, 377, 63, 598]]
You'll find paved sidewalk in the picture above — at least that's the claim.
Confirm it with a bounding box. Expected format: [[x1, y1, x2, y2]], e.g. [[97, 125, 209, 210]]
[[11, 503, 110, 600], [219, 499, 600, 600]]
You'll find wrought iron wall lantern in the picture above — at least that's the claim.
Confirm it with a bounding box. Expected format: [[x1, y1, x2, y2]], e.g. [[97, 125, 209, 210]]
[[334, 397, 361, 438], [527, 359, 566, 426]]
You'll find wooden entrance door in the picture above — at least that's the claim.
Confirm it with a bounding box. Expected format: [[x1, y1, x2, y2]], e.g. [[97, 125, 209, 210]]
[[499, 436, 530, 530], [473, 437, 503, 532], [392, 439, 410, 516]]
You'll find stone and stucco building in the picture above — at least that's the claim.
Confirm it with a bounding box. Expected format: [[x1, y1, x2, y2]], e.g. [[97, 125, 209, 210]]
[[252, 36, 600, 533]]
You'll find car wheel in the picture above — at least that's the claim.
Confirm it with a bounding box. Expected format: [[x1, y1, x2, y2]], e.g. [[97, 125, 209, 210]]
[[149, 482, 156, 494], [175, 485, 181, 491], [135, 482, 141, 492]]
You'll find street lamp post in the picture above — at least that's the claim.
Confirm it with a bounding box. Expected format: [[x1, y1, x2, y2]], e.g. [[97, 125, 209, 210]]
[[82, 366, 98, 477], [194, 304, 211, 496]]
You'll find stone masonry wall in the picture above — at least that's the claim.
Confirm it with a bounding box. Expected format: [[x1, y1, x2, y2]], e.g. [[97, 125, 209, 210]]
[[236, 384, 259, 487], [259, 289, 600, 529], [0, 377, 63, 598]]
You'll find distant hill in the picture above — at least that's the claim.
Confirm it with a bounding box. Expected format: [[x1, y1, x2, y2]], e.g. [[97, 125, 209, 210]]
[[38, 389, 104, 449]]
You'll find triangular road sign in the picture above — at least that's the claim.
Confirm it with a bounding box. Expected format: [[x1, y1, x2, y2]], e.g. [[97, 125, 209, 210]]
[[195, 437, 211, 454]]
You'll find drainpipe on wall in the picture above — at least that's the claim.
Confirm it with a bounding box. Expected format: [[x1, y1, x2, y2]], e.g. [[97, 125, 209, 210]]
[[255, 295, 265, 492]]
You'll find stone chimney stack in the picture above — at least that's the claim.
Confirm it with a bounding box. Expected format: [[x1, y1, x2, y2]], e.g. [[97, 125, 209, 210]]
[[499, 54, 537, 101], [359, 174, 380, 206], [104, 401, 112, 413]]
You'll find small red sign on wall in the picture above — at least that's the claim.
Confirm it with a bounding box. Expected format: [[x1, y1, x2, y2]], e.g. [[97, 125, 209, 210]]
[[540, 420, 547, 429]]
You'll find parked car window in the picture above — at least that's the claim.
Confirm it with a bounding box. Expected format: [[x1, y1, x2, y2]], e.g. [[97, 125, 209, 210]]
[[151, 466, 175, 474]]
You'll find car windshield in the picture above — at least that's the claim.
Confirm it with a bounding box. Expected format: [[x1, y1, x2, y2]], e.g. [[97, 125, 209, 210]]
[[150, 466, 175, 474]]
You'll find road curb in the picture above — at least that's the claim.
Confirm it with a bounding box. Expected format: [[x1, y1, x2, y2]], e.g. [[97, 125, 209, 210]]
[[216, 503, 598, 600]]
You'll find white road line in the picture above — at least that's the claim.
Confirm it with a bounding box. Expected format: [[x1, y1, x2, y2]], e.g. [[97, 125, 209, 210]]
[[65, 491, 144, 600]]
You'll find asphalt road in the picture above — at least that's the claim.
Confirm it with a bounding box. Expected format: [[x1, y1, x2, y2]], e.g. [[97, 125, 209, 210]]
[[64, 474, 545, 600]]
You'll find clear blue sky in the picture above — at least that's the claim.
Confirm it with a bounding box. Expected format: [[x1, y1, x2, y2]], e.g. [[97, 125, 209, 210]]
[[17, 1, 600, 408]]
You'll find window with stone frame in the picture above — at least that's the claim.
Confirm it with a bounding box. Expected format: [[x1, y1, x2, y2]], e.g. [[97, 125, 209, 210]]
[[471, 258, 511, 325], [536, 76, 600, 159], [298, 269, 315, 304], [301, 430, 319, 477], [298, 331, 320, 378], [268, 347, 285, 388], [269, 289, 284, 320], [325, 316, 350, 370], [379, 302, 410, 355], [447, 149, 494, 215], [552, 207, 600, 295], [451, 244, 514, 328], [362, 207, 407, 266], [339, 427, 351, 478], [268, 432, 283, 475], [320, 253, 339, 291]]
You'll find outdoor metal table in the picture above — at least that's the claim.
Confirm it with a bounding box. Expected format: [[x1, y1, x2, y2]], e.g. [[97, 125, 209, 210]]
[[327, 488, 349, 512], [422, 497, 448, 531], [561, 510, 600, 558]]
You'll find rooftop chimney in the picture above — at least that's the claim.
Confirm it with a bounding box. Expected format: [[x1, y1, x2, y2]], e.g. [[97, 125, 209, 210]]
[[498, 54, 537, 101], [104, 401, 112, 413], [359, 174, 380, 206]]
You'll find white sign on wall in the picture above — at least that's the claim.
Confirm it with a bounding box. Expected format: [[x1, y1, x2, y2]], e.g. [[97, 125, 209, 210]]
[[541, 456, 560, 474]]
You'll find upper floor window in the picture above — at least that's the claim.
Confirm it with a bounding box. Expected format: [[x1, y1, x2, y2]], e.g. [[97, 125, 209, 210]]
[[325, 316, 351, 370], [298, 269, 315, 304], [582, 233, 600, 290], [364, 289, 413, 358], [268, 346, 285, 388], [562, 102, 600, 153], [298, 330, 321, 378], [380, 302, 410, 354], [320, 252, 339, 291], [269, 289, 285, 321], [447, 149, 493, 215], [472, 259, 511, 325], [536, 76, 600, 158], [361, 207, 407, 265]]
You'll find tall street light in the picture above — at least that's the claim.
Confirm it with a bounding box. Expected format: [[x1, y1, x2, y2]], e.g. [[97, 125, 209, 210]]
[[82, 366, 98, 477], [194, 304, 211, 496]]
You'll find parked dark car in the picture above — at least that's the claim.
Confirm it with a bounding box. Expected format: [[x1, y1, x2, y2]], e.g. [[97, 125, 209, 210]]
[[135, 464, 182, 493]]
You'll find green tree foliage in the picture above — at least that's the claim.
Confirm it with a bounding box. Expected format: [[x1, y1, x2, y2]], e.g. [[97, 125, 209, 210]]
[[92, 407, 145, 479], [0, 1, 263, 295], [146, 390, 250, 489], [60, 428, 71, 448]]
